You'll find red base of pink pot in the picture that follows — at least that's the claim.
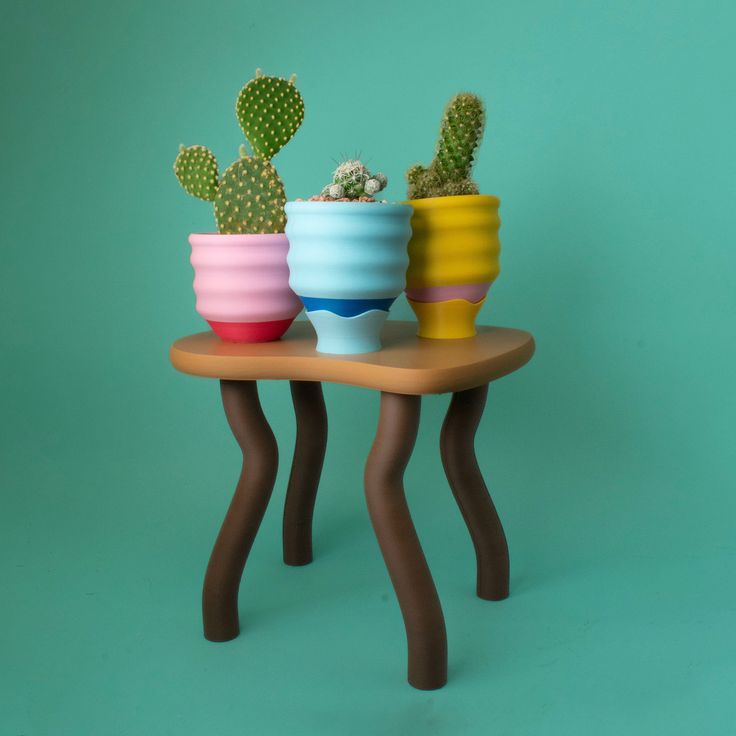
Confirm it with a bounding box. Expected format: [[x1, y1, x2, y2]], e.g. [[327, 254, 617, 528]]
[[207, 318, 295, 343]]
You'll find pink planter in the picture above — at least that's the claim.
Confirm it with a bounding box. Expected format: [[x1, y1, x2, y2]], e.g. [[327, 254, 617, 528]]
[[189, 233, 302, 342]]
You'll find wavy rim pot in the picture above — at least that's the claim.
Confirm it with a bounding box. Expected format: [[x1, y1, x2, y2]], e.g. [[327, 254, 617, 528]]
[[404, 194, 501, 339], [285, 201, 412, 354], [189, 232, 302, 343]]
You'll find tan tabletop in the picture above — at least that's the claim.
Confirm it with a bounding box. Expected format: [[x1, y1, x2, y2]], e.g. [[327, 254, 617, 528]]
[[170, 320, 535, 395]]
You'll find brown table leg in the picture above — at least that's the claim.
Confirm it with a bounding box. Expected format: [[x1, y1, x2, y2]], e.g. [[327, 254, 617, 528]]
[[202, 380, 279, 642], [283, 381, 328, 566], [440, 384, 509, 601], [364, 392, 447, 690]]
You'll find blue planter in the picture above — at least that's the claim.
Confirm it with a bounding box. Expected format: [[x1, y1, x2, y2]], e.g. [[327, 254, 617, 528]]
[[285, 202, 413, 354]]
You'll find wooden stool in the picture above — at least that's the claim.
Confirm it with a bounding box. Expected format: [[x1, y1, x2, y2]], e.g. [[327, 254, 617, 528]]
[[170, 321, 535, 689]]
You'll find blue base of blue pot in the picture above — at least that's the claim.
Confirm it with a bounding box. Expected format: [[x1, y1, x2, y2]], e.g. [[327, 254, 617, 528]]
[[299, 296, 395, 317], [306, 310, 389, 354]]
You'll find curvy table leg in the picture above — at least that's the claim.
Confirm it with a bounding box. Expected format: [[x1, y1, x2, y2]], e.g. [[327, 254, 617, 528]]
[[364, 392, 447, 690], [283, 381, 328, 566], [202, 380, 279, 642], [440, 384, 509, 601]]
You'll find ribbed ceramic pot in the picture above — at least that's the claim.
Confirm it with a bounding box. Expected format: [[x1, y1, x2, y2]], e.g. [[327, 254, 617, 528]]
[[285, 201, 412, 354], [405, 194, 500, 339], [189, 233, 302, 342]]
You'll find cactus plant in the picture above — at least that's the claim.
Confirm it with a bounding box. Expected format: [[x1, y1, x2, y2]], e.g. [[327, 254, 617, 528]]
[[315, 159, 387, 201], [236, 71, 304, 160], [174, 145, 219, 201], [406, 93, 485, 200], [174, 69, 304, 234]]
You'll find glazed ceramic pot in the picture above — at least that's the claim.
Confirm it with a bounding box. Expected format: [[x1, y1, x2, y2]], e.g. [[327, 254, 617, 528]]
[[189, 233, 302, 342], [285, 201, 412, 354], [405, 194, 500, 339]]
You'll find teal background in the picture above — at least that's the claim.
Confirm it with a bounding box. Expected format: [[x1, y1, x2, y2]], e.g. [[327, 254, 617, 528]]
[[1, 0, 734, 733]]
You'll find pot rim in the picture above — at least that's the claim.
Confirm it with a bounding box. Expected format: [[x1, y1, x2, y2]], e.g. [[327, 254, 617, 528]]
[[188, 232, 288, 247], [404, 193, 500, 209], [285, 201, 413, 215], [189, 231, 287, 238]]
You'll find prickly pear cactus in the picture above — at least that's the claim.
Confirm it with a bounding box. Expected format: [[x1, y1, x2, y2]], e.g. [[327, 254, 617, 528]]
[[173, 69, 303, 234], [406, 92, 485, 200], [174, 145, 219, 201], [236, 69, 305, 161], [214, 150, 286, 234]]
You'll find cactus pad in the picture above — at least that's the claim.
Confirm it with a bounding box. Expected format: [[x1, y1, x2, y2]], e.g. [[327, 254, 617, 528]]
[[214, 156, 286, 234], [333, 159, 370, 197], [174, 145, 219, 201], [236, 71, 305, 161]]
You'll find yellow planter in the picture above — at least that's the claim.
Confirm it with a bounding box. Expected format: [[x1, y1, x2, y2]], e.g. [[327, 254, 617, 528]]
[[404, 194, 501, 339], [408, 297, 486, 339]]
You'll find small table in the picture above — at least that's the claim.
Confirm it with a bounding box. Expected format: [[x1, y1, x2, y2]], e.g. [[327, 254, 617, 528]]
[[170, 321, 535, 689]]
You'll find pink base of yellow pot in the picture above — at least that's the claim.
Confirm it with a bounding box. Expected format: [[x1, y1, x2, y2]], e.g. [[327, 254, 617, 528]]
[[407, 297, 486, 339]]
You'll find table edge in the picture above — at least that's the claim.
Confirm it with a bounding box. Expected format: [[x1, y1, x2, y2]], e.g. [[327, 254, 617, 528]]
[[169, 334, 535, 395]]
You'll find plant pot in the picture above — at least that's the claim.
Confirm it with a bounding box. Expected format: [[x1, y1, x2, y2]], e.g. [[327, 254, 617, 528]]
[[189, 233, 302, 342], [404, 194, 500, 339], [285, 201, 412, 354]]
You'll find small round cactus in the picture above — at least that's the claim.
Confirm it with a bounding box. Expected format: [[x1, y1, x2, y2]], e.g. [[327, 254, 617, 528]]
[[364, 178, 381, 195], [333, 160, 369, 184], [314, 159, 388, 201], [332, 160, 370, 197]]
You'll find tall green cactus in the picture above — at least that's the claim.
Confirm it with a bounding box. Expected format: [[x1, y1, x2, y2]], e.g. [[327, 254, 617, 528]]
[[174, 69, 304, 234], [406, 93, 485, 200]]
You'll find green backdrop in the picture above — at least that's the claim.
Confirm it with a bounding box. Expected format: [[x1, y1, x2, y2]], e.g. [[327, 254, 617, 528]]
[[2, 1, 734, 733]]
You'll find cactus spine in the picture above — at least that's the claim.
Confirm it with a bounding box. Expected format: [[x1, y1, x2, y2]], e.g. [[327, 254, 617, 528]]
[[174, 69, 304, 234], [406, 93, 485, 200]]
